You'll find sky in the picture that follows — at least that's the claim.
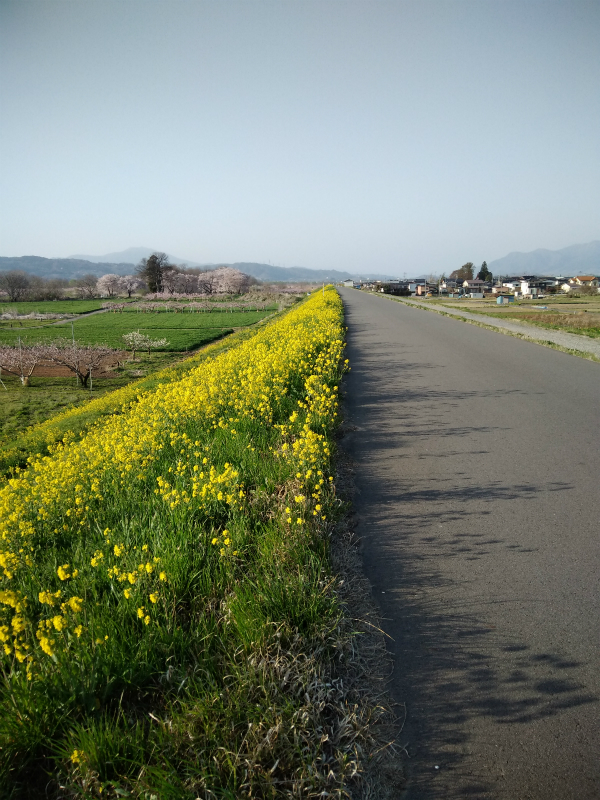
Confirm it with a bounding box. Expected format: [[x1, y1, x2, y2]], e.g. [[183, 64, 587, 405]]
[[1, 0, 599, 275]]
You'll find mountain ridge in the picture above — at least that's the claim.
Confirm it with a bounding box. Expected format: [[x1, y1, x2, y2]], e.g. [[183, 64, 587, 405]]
[[2, 240, 598, 282], [488, 240, 600, 276], [0, 255, 398, 282]]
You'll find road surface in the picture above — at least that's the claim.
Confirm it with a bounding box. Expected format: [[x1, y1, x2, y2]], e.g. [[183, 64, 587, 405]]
[[398, 296, 600, 359], [339, 288, 600, 799]]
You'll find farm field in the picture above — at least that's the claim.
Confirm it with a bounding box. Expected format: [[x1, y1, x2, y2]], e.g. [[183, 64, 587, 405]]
[[474, 310, 600, 337], [429, 295, 600, 311], [431, 299, 600, 336], [1, 300, 107, 316], [0, 288, 380, 798], [408, 296, 600, 337], [0, 310, 274, 350]]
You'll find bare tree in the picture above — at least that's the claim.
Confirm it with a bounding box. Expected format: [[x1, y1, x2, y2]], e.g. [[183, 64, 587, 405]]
[[0, 271, 31, 302], [96, 274, 122, 297], [73, 274, 99, 299], [28, 276, 66, 301], [43, 341, 115, 387], [0, 344, 46, 386], [449, 263, 474, 282]]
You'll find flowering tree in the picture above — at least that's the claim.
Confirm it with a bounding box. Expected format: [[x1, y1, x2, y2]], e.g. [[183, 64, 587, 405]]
[[122, 331, 169, 360], [0, 344, 46, 386], [120, 275, 143, 298], [43, 342, 115, 387], [196, 270, 216, 295], [96, 274, 122, 297]]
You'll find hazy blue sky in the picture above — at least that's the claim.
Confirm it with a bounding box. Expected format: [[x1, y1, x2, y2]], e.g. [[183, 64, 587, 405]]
[[1, 0, 599, 274]]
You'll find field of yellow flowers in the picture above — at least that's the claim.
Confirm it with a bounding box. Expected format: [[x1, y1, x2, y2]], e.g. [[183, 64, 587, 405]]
[[0, 288, 363, 799]]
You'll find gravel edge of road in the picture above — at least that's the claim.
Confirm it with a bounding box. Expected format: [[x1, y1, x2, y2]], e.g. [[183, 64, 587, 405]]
[[331, 424, 407, 799], [371, 293, 600, 363]]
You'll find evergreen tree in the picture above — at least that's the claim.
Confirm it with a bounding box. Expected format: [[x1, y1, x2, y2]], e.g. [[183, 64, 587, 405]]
[[135, 252, 174, 293], [477, 261, 493, 281]]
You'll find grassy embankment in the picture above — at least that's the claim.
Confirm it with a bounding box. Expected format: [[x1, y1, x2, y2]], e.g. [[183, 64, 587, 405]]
[[0, 288, 375, 799]]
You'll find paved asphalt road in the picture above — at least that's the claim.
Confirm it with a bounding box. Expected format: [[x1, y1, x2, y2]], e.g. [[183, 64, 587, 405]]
[[339, 289, 600, 800]]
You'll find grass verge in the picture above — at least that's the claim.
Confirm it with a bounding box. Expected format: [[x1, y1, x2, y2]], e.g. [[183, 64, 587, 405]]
[[0, 287, 393, 799]]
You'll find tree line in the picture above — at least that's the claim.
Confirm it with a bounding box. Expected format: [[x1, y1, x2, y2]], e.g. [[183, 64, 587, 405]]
[[448, 261, 493, 282], [0, 253, 259, 302]]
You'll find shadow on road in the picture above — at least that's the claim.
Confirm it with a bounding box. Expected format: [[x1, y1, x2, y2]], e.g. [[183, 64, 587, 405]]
[[340, 303, 600, 798]]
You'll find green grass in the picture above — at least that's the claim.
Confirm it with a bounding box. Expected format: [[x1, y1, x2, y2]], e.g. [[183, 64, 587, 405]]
[[0, 312, 276, 351], [0, 318, 55, 329], [0, 376, 130, 444], [0, 300, 107, 315]]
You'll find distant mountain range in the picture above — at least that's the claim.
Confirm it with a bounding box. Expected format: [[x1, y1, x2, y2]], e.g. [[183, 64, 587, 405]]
[[70, 249, 398, 282], [0, 256, 137, 280], [488, 240, 600, 277], [203, 263, 398, 282], [69, 247, 204, 267], [2, 241, 598, 282], [0, 251, 398, 282]]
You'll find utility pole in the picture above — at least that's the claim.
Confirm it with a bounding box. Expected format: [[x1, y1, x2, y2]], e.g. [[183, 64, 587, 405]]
[[71, 320, 78, 386]]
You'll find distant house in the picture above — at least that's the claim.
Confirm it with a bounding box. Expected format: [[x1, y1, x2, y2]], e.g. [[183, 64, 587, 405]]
[[416, 282, 437, 296], [570, 275, 599, 287], [461, 279, 488, 298], [341, 279, 355, 287], [463, 279, 486, 291], [575, 275, 598, 285], [441, 278, 460, 291], [381, 281, 411, 296]]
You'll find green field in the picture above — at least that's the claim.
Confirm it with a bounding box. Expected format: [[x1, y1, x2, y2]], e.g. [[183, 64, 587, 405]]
[[0, 310, 272, 350], [0, 376, 131, 444], [0, 300, 107, 315]]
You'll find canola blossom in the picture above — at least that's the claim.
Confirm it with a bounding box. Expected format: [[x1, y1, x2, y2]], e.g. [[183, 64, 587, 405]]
[[0, 288, 346, 683]]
